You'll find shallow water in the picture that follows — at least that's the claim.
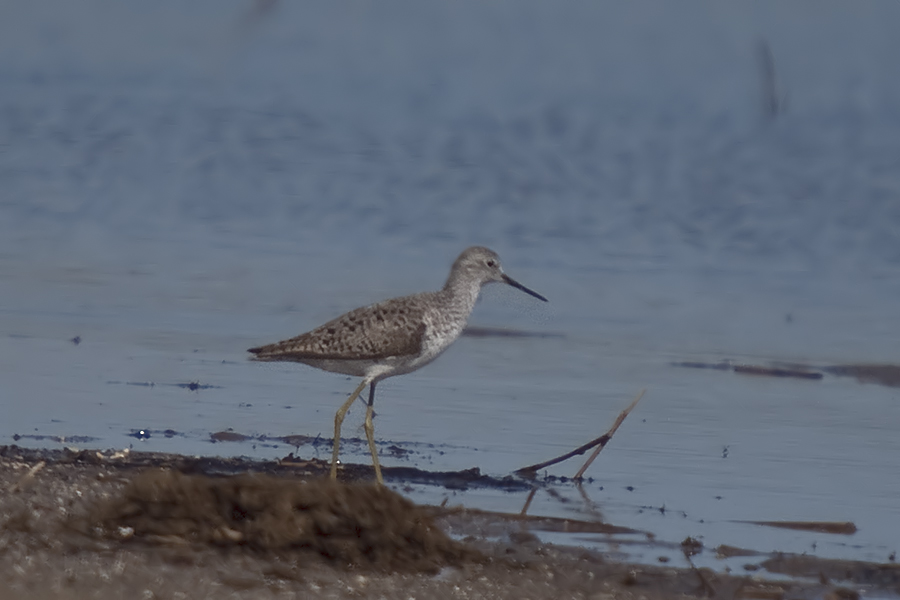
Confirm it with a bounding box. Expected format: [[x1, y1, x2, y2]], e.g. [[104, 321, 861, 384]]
[[2, 0, 900, 569]]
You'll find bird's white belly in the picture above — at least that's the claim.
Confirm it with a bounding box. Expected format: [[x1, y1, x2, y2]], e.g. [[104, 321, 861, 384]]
[[392, 313, 465, 375], [299, 357, 385, 378]]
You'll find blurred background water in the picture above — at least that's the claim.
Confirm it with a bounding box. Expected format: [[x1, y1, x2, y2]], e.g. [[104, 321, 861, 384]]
[[1, 0, 899, 567]]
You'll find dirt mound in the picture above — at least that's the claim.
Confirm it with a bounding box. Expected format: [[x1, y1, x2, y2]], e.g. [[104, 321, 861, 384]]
[[84, 469, 474, 572]]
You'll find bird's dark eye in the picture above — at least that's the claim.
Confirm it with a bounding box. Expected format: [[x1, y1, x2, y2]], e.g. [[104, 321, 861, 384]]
[[486, 260, 496, 267]]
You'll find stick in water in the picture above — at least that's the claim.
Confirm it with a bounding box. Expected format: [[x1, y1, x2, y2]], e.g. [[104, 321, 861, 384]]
[[515, 389, 645, 479]]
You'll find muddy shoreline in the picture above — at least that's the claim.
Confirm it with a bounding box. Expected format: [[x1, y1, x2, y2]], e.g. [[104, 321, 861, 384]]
[[2, 446, 897, 599]]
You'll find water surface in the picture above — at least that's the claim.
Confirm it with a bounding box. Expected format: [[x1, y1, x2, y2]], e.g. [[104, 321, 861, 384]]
[[2, 0, 899, 568]]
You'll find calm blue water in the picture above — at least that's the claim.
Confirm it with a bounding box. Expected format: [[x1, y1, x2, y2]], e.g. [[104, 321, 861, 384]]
[[2, 1, 899, 568]]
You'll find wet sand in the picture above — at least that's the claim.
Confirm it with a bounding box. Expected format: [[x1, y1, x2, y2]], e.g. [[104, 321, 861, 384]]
[[3, 446, 897, 600]]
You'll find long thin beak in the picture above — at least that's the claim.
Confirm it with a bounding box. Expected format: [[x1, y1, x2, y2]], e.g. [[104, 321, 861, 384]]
[[502, 273, 548, 302]]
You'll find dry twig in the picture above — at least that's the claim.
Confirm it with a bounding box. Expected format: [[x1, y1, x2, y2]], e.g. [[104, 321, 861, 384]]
[[515, 389, 644, 479], [10, 460, 45, 493], [519, 488, 538, 516]]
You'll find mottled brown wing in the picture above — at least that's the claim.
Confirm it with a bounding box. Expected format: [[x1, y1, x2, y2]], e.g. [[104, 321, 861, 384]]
[[248, 294, 429, 362]]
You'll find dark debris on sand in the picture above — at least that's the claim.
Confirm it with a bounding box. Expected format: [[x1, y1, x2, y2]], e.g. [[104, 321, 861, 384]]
[[80, 469, 476, 573]]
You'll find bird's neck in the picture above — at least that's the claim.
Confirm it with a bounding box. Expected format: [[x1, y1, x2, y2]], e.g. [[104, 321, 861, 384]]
[[441, 272, 482, 317]]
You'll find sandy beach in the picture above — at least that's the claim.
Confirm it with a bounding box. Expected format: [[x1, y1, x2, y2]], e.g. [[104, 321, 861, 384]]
[[2, 446, 897, 600]]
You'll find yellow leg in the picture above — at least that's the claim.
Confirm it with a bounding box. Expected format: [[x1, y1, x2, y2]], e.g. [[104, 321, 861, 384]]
[[364, 400, 383, 485], [331, 379, 368, 480]]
